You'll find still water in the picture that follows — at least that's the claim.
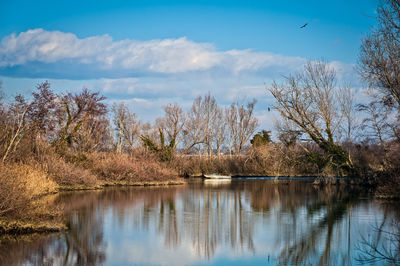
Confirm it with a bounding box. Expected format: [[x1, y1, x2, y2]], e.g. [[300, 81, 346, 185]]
[[1, 179, 399, 265]]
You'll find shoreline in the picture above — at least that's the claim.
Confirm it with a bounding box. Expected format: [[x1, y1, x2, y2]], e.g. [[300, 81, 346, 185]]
[[1, 176, 396, 237], [0, 178, 187, 237]]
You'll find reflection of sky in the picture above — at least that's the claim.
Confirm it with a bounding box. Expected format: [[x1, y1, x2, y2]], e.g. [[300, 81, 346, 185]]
[[91, 186, 394, 265], [2, 183, 396, 265]]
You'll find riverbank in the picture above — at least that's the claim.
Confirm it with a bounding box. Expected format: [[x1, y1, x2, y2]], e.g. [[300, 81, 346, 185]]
[[0, 151, 186, 236], [1, 150, 398, 236], [0, 179, 186, 236], [0, 178, 186, 236]]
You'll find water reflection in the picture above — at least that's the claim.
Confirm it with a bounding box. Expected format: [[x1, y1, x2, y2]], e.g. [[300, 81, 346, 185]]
[[0, 180, 399, 265]]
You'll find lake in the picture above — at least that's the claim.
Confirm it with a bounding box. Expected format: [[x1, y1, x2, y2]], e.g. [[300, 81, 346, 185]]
[[0, 179, 399, 265]]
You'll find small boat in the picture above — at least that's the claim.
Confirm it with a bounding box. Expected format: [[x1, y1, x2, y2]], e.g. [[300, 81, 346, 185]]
[[203, 174, 231, 179], [204, 179, 231, 185]]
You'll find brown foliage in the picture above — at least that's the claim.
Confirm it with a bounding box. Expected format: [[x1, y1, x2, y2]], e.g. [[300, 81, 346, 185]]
[[174, 144, 320, 177], [0, 163, 57, 219], [89, 152, 178, 182], [44, 154, 98, 186]]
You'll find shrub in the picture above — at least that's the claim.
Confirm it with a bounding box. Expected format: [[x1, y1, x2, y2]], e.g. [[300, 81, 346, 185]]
[[44, 155, 97, 186], [0, 163, 57, 219], [89, 152, 178, 182]]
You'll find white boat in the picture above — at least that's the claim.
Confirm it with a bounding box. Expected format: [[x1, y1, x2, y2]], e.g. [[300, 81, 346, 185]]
[[203, 174, 232, 179], [204, 179, 231, 185]]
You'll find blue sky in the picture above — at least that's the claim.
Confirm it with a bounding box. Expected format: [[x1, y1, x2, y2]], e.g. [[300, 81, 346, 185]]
[[0, 0, 379, 128]]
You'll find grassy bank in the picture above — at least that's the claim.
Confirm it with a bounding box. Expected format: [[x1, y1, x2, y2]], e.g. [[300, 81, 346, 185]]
[[172, 144, 400, 198], [173, 145, 336, 178], [0, 151, 184, 235]]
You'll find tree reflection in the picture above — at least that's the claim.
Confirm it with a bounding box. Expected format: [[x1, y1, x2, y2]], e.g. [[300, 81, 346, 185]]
[[180, 187, 255, 258], [277, 193, 357, 265], [0, 196, 106, 265], [356, 214, 400, 264], [1, 181, 399, 265]]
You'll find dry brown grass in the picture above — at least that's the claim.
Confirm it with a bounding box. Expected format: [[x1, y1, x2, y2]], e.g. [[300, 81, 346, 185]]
[[0, 163, 58, 219], [43, 154, 98, 186], [89, 152, 179, 182], [173, 145, 319, 177]]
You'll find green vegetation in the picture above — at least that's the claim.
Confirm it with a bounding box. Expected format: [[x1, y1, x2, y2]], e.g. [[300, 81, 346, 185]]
[[250, 130, 271, 147]]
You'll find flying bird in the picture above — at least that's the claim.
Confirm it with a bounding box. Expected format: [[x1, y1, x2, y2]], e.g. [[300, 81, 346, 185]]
[[300, 23, 308, 28]]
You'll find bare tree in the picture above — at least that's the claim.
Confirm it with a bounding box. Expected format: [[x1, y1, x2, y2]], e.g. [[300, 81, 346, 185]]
[[184, 96, 205, 155], [275, 119, 303, 147], [339, 86, 356, 143], [358, 98, 393, 149], [269, 61, 355, 175], [226, 104, 239, 155], [356, 89, 399, 169], [112, 103, 128, 153], [201, 93, 218, 156], [124, 111, 140, 151], [29, 81, 58, 142], [1, 95, 29, 162], [359, 0, 400, 145], [183, 93, 218, 156], [111, 103, 139, 153], [158, 103, 186, 150], [226, 99, 258, 154], [74, 116, 111, 152], [237, 100, 258, 153], [359, 0, 400, 106], [213, 106, 226, 156], [56, 89, 107, 150]]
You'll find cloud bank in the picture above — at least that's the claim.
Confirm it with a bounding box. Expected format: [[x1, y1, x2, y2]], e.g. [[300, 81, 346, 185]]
[[0, 29, 308, 79], [0, 29, 359, 130]]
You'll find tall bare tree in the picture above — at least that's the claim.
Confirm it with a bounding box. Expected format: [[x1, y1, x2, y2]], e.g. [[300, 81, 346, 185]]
[[184, 93, 218, 156], [201, 93, 218, 156], [74, 116, 111, 152], [226, 99, 258, 154], [158, 103, 186, 150], [359, 0, 400, 143], [226, 104, 239, 155], [359, 0, 400, 106], [269, 61, 355, 175], [56, 89, 107, 150], [1, 95, 29, 162], [339, 86, 356, 143], [112, 103, 128, 153], [112, 103, 139, 153], [29, 81, 58, 142], [237, 100, 258, 153], [213, 106, 226, 156], [184, 96, 205, 155]]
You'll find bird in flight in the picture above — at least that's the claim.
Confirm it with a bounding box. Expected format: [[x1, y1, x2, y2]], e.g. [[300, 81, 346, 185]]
[[300, 23, 308, 28]]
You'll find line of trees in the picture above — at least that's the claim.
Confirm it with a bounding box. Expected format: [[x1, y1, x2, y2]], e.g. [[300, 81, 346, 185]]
[[114, 93, 258, 159], [0, 81, 110, 162], [0, 82, 259, 163]]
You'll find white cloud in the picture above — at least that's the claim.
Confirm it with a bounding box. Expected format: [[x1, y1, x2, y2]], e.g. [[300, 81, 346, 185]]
[[0, 29, 362, 132], [0, 28, 307, 77], [0, 29, 111, 66]]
